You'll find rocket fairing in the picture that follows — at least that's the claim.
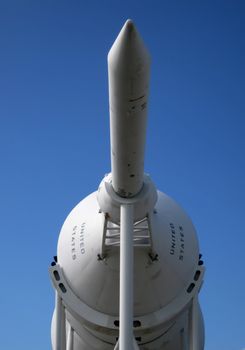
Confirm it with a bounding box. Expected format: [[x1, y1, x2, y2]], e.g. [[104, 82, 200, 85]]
[[108, 19, 150, 198]]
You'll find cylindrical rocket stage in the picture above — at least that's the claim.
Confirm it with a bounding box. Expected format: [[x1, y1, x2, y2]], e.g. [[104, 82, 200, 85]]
[[108, 20, 150, 198]]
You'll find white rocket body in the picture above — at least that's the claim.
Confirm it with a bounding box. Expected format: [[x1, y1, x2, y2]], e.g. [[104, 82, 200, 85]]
[[108, 20, 150, 198], [50, 20, 205, 350]]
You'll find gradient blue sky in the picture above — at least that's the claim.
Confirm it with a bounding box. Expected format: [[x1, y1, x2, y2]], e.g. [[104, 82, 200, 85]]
[[0, 1, 244, 349]]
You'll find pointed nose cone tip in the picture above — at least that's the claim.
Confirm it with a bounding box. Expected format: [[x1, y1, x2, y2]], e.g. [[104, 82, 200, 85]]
[[123, 19, 135, 34], [108, 19, 150, 67], [115, 19, 136, 41]]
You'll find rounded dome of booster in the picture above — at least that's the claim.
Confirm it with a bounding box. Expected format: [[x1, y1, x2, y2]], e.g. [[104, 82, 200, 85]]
[[57, 190, 200, 317]]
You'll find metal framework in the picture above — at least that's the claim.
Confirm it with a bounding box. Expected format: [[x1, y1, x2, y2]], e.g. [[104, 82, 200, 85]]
[[100, 211, 156, 259]]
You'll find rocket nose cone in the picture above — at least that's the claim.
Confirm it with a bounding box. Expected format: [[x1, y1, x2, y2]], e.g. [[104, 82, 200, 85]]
[[115, 19, 136, 41], [123, 18, 135, 34], [108, 19, 150, 68]]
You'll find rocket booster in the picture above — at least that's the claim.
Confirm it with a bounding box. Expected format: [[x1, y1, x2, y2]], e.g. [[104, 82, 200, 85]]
[[108, 19, 150, 198]]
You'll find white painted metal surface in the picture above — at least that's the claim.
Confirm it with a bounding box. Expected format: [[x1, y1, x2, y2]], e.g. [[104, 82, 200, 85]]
[[119, 204, 135, 350], [50, 189, 205, 349], [189, 296, 204, 350], [97, 173, 157, 224], [67, 325, 74, 350], [53, 292, 66, 350], [49, 19, 205, 350], [55, 191, 201, 315], [108, 19, 150, 197]]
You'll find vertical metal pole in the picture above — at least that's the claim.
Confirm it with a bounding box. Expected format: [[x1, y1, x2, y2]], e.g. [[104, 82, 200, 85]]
[[55, 292, 62, 350], [119, 204, 134, 350], [66, 324, 74, 350], [54, 292, 66, 350], [188, 295, 200, 350], [180, 328, 188, 350]]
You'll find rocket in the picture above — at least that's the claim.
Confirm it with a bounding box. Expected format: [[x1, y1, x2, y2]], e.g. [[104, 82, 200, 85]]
[[49, 20, 205, 350], [108, 19, 150, 198]]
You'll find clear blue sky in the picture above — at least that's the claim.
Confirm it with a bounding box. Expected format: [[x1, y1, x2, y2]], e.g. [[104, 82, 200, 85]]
[[0, 1, 244, 349]]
